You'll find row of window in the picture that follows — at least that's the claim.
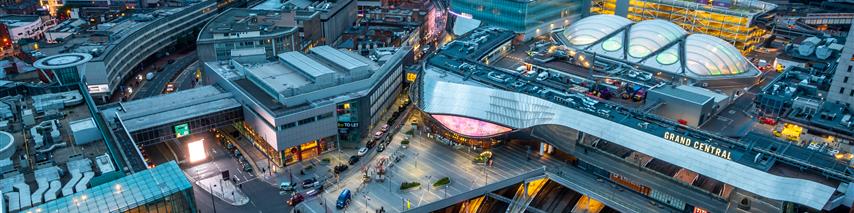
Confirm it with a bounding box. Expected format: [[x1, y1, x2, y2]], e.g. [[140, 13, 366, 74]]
[[370, 66, 403, 116], [838, 87, 854, 97], [278, 112, 334, 131]]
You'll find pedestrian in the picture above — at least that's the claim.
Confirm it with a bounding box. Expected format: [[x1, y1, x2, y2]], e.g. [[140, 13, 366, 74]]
[[300, 169, 305, 176]]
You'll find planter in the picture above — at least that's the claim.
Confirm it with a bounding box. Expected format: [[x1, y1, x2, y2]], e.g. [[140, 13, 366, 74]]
[[432, 177, 451, 188], [400, 181, 421, 191]]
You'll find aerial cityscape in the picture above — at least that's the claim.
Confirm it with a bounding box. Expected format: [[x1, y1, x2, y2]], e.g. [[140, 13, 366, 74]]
[[0, 0, 853, 212]]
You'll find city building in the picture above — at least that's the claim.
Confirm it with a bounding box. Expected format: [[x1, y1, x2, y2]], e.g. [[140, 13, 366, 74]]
[[590, 0, 777, 53], [0, 80, 179, 212], [556, 14, 761, 89], [415, 25, 854, 212], [202, 45, 408, 167], [0, 15, 52, 41], [253, 0, 358, 47], [448, 0, 587, 39], [828, 22, 854, 111], [197, 8, 301, 63], [33, 53, 93, 85], [22, 161, 196, 213], [44, 18, 87, 44], [31, 0, 239, 103]]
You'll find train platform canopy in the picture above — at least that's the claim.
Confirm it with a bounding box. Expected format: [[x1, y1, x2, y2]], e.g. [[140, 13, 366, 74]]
[[102, 85, 241, 132], [23, 161, 191, 213]]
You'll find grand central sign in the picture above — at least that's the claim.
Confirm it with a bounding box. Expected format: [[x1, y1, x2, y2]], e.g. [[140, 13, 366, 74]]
[[663, 131, 733, 160]]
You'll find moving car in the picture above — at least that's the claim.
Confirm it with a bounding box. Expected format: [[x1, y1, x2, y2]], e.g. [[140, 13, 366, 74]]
[[287, 193, 305, 206], [304, 186, 323, 197], [377, 144, 385, 152], [164, 82, 175, 94], [302, 178, 320, 188], [280, 181, 297, 191], [336, 189, 352, 209], [348, 155, 360, 165], [357, 147, 369, 156]]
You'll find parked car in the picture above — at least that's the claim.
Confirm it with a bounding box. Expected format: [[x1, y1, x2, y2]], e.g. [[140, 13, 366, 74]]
[[287, 193, 305, 206], [302, 178, 320, 188], [240, 161, 252, 172], [377, 144, 386, 152], [373, 131, 384, 139], [366, 140, 377, 149], [348, 155, 360, 165], [280, 181, 297, 191], [381, 124, 389, 132], [357, 147, 369, 156], [336, 189, 352, 209]]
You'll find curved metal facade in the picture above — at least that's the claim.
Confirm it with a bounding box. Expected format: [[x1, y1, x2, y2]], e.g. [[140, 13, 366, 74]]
[[419, 76, 835, 209]]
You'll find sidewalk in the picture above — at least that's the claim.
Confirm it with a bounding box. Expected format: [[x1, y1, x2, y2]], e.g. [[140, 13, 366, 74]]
[[196, 175, 250, 206]]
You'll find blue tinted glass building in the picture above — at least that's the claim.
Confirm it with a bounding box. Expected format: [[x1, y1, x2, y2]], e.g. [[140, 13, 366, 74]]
[[449, 0, 588, 38]]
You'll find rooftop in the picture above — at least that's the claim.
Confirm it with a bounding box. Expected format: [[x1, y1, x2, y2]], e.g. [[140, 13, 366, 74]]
[[102, 85, 241, 132], [198, 8, 298, 41], [23, 161, 191, 213], [208, 45, 408, 115], [0, 15, 39, 27], [33, 3, 207, 60]]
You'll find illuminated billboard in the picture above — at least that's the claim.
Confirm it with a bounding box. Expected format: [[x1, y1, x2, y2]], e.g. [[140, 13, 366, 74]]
[[431, 114, 511, 137]]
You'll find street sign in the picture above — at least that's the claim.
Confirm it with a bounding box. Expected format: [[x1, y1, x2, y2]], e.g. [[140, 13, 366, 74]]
[[175, 123, 190, 138]]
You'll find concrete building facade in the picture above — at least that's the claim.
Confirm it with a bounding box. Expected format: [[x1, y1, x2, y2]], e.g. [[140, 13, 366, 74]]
[[204, 45, 409, 166], [197, 8, 301, 63], [828, 23, 854, 111]]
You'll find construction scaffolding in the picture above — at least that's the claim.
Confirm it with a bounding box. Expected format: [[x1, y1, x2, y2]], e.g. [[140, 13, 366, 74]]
[[590, 0, 776, 54]]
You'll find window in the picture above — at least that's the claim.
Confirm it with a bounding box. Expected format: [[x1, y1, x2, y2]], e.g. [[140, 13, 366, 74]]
[[841, 87, 846, 94], [848, 65, 852, 73], [846, 77, 850, 83], [298, 117, 315, 125], [850, 89, 854, 97], [317, 112, 333, 120], [280, 122, 296, 130]]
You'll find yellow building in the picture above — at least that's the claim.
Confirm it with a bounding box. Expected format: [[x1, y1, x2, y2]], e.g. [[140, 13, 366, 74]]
[[590, 0, 776, 53]]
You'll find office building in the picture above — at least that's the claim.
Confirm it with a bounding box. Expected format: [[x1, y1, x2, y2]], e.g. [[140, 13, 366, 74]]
[[449, 0, 587, 38], [197, 8, 301, 63], [0, 15, 51, 41], [254, 0, 358, 47], [828, 22, 854, 111], [590, 0, 776, 53]]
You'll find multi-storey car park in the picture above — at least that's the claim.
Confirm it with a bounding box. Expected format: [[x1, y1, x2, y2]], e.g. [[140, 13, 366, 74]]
[[31, 0, 248, 103], [589, 0, 776, 53], [410, 25, 854, 212]]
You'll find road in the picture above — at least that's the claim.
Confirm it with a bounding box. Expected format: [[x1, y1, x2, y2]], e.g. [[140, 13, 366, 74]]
[[131, 52, 198, 100], [297, 118, 566, 212], [188, 133, 291, 213]]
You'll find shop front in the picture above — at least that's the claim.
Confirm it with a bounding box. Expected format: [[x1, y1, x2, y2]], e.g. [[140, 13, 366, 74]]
[[281, 135, 337, 164]]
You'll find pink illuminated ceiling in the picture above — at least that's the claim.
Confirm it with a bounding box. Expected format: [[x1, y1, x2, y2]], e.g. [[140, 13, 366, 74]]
[[431, 114, 512, 137]]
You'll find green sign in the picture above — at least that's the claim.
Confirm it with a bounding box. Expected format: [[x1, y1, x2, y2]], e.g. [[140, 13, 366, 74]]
[[175, 123, 190, 138]]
